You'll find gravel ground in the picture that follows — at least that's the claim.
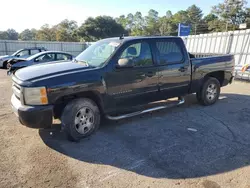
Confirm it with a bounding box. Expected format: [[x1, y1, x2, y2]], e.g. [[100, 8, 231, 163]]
[[1, 69, 250, 188]]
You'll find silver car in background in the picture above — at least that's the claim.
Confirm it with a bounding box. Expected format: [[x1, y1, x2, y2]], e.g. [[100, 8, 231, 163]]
[[0, 47, 47, 69]]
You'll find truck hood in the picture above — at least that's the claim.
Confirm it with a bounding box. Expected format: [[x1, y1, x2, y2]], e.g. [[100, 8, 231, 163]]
[[15, 61, 92, 82]]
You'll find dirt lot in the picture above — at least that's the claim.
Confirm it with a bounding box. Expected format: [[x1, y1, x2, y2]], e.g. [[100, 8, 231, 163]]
[[1, 69, 250, 188]]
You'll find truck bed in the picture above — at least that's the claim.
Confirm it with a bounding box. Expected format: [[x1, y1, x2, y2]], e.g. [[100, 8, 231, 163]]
[[189, 54, 235, 93]]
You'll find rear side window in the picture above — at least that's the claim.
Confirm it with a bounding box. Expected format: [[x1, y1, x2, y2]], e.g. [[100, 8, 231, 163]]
[[156, 40, 184, 64], [30, 49, 40, 55], [35, 53, 56, 63], [57, 54, 72, 61]]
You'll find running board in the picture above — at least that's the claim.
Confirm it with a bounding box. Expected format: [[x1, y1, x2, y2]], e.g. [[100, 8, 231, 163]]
[[106, 97, 185, 121]]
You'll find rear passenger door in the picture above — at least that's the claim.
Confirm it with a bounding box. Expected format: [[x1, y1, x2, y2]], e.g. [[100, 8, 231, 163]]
[[153, 38, 191, 98]]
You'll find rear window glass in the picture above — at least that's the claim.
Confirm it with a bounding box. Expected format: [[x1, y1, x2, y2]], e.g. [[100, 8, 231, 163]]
[[156, 40, 184, 64]]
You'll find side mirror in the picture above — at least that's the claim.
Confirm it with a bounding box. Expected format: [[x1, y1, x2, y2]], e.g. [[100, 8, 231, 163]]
[[16, 54, 20, 57], [116, 58, 134, 69]]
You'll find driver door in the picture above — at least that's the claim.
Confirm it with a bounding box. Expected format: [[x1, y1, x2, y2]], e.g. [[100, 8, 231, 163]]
[[105, 41, 159, 112]]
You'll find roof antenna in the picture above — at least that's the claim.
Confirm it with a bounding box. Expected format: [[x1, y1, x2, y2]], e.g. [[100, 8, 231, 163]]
[[119, 34, 125, 40]]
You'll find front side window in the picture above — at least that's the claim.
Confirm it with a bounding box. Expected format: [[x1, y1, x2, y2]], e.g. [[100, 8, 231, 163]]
[[35, 53, 55, 63], [75, 39, 121, 67], [16, 50, 29, 57], [156, 40, 184, 64], [120, 42, 153, 67]]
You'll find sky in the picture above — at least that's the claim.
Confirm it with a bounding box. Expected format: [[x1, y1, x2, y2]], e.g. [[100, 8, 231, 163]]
[[0, 0, 244, 32]]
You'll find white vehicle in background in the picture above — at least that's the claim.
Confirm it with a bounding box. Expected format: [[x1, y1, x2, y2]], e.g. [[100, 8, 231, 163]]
[[0, 47, 47, 69]]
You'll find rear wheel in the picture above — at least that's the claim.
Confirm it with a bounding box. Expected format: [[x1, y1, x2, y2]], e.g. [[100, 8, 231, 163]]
[[61, 98, 100, 142], [196, 77, 221, 106]]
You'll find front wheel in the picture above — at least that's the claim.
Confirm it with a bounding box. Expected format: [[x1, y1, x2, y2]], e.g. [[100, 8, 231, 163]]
[[61, 98, 100, 142], [2, 61, 7, 69], [196, 77, 221, 106]]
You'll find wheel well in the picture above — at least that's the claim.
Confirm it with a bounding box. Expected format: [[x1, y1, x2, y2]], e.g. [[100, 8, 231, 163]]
[[205, 71, 225, 86], [53, 91, 104, 119], [2, 60, 8, 67]]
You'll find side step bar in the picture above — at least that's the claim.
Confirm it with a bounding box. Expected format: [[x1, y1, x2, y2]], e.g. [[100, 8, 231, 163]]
[[105, 97, 185, 121]]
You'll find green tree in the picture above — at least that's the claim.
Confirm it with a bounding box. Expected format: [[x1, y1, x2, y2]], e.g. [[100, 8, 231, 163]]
[[131, 12, 146, 35], [55, 19, 79, 42], [6, 29, 18, 40], [186, 5, 203, 34], [78, 16, 127, 41], [212, 0, 247, 28], [0, 31, 8, 40], [36, 24, 56, 41], [204, 13, 218, 22], [145, 9, 159, 35], [203, 13, 222, 32], [172, 10, 189, 25], [116, 15, 128, 29], [126, 13, 135, 33], [187, 5, 203, 25], [159, 11, 176, 35], [19, 29, 37, 40]]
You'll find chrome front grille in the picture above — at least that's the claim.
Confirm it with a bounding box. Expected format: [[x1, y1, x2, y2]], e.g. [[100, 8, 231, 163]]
[[12, 82, 21, 100]]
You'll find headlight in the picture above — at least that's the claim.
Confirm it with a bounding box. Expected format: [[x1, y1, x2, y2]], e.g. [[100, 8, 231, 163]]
[[24, 87, 48, 105]]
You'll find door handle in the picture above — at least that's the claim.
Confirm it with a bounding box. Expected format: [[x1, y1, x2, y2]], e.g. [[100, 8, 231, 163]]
[[179, 67, 187, 72]]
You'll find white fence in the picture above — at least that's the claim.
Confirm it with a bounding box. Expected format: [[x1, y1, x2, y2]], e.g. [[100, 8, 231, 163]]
[[184, 29, 250, 66], [0, 40, 91, 56], [184, 29, 250, 80]]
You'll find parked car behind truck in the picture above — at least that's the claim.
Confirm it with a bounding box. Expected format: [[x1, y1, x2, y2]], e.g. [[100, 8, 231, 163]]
[[11, 36, 234, 141], [7, 51, 73, 75], [0, 47, 47, 69]]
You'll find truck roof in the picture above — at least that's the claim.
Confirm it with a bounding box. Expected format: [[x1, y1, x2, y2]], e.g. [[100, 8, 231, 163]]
[[107, 36, 181, 42]]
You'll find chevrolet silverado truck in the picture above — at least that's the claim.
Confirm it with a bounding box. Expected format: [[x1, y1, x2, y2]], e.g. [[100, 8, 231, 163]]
[[11, 36, 234, 141]]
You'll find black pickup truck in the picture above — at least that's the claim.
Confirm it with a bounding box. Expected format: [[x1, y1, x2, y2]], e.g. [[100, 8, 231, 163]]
[[11, 36, 234, 141]]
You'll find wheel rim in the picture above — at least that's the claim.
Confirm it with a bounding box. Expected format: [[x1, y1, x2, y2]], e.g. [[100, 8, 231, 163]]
[[74, 107, 95, 135], [206, 83, 217, 101]]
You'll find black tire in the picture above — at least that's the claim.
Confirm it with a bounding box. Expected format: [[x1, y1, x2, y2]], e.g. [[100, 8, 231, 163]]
[[61, 98, 100, 142], [2, 61, 7, 69], [196, 77, 221, 106]]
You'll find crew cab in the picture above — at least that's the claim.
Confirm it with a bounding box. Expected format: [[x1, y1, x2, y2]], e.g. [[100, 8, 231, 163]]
[[11, 36, 234, 141]]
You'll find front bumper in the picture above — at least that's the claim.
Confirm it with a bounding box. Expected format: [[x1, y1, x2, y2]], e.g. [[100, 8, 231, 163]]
[[11, 94, 53, 129]]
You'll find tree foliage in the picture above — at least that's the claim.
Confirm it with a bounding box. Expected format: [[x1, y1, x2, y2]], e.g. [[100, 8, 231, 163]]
[[55, 19, 79, 42], [36, 24, 56, 41], [212, 0, 247, 25], [78, 16, 127, 41], [6, 29, 18, 40], [19, 29, 37, 41], [0, 1, 250, 42]]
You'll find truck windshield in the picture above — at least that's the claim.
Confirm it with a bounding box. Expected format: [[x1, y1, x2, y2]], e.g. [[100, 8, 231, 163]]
[[75, 39, 121, 67]]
